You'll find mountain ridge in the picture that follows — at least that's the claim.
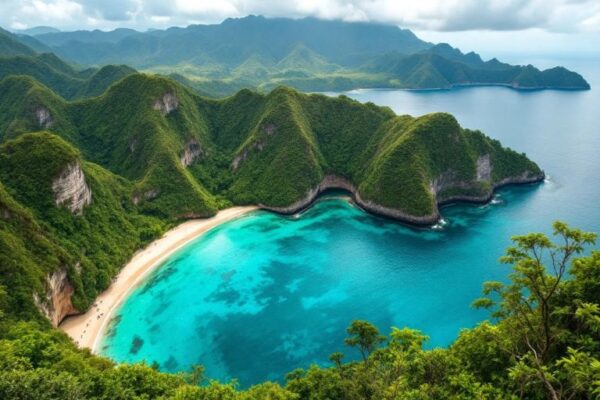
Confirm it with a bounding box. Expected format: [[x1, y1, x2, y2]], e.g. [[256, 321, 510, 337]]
[[16, 16, 588, 96]]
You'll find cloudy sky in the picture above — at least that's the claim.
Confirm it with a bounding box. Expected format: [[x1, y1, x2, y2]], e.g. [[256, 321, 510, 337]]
[[2, 0, 599, 56]]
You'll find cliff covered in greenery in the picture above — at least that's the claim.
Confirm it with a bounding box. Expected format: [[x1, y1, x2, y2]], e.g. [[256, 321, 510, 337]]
[[0, 73, 543, 225], [0, 29, 135, 100]]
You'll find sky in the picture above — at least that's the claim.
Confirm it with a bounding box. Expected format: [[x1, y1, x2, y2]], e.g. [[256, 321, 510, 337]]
[[1, 0, 599, 57]]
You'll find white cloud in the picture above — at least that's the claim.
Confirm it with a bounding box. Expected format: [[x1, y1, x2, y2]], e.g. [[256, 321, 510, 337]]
[[1, 0, 599, 35]]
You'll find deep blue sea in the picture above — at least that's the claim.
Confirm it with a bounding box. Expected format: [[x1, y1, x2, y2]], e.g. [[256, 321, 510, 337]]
[[100, 57, 600, 387]]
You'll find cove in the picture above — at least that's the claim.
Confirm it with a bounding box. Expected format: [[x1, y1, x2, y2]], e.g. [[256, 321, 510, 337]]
[[100, 56, 600, 387], [100, 186, 542, 386]]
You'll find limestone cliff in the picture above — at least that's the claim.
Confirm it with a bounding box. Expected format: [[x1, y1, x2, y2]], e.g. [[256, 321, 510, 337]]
[[259, 161, 544, 226], [33, 268, 78, 327], [180, 138, 204, 167], [35, 107, 53, 129], [52, 162, 92, 215], [433, 154, 544, 205], [153, 92, 178, 116]]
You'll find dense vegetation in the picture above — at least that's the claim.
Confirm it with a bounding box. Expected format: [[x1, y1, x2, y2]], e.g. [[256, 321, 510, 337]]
[[0, 29, 135, 100], [0, 222, 598, 399], [0, 72, 541, 222], [15, 16, 589, 97], [0, 132, 166, 318]]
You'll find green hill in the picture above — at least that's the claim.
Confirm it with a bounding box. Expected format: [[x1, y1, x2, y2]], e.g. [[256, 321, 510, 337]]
[[0, 53, 136, 99], [0, 132, 165, 322], [0, 28, 36, 57]]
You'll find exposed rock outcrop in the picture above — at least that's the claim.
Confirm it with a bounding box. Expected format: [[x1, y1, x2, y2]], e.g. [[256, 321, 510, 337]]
[[132, 188, 159, 205], [260, 175, 443, 225], [35, 107, 53, 129], [432, 154, 544, 205], [476, 154, 492, 182], [153, 92, 178, 116], [180, 138, 204, 167], [34, 268, 78, 327], [259, 166, 544, 226], [52, 162, 92, 215]]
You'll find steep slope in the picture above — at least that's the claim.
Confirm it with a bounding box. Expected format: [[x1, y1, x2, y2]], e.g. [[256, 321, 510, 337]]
[[0, 132, 166, 325], [0, 73, 543, 225], [0, 28, 36, 57], [0, 53, 136, 99], [356, 113, 542, 222], [0, 75, 77, 142], [225, 87, 325, 207], [71, 74, 219, 218]]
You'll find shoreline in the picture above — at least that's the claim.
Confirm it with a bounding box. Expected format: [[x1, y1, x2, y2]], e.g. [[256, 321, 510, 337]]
[[261, 173, 545, 227], [60, 175, 544, 351], [59, 206, 258, 352]]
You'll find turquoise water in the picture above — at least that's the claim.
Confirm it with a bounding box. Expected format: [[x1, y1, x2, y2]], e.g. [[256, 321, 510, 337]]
[[100, 57, 600, 387]]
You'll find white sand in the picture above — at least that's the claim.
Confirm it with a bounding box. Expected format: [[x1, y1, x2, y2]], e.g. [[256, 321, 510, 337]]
[[60, 206, 257, 352]]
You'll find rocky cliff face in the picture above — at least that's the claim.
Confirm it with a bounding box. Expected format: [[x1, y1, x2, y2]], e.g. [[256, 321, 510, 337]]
[[260, 161, 544, 226], [52, 162, 92, 215], [259, 175, 354, 214], [33, 268, 78, 327], [153, 92, 178, 116], [180, 138, 203, 167], [35, 107, 53, 129], [432, 154, 544, 205], [476, 154, 492, 182]]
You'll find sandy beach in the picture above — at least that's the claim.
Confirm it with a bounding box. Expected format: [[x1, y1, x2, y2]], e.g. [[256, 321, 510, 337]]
[[60, 206, 258, 352]]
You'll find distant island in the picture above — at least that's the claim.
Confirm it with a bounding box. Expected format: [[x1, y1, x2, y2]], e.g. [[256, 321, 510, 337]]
[[2, 16, 591, 98]]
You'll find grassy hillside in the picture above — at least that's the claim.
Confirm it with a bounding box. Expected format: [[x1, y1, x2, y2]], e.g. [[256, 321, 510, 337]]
[[0, 29, 136, 100]]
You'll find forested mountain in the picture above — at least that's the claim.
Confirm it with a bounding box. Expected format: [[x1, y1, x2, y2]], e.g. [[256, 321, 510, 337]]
[[0, 27, 36, 57], [21, 16, 589, 96], [0, 29, 135, 99], [0, 72, 542, 226], [31, 16, 429, 67]]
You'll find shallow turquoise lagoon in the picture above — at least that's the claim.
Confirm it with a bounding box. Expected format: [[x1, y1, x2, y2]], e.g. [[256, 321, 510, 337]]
[[100, 58, 600, 386]]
